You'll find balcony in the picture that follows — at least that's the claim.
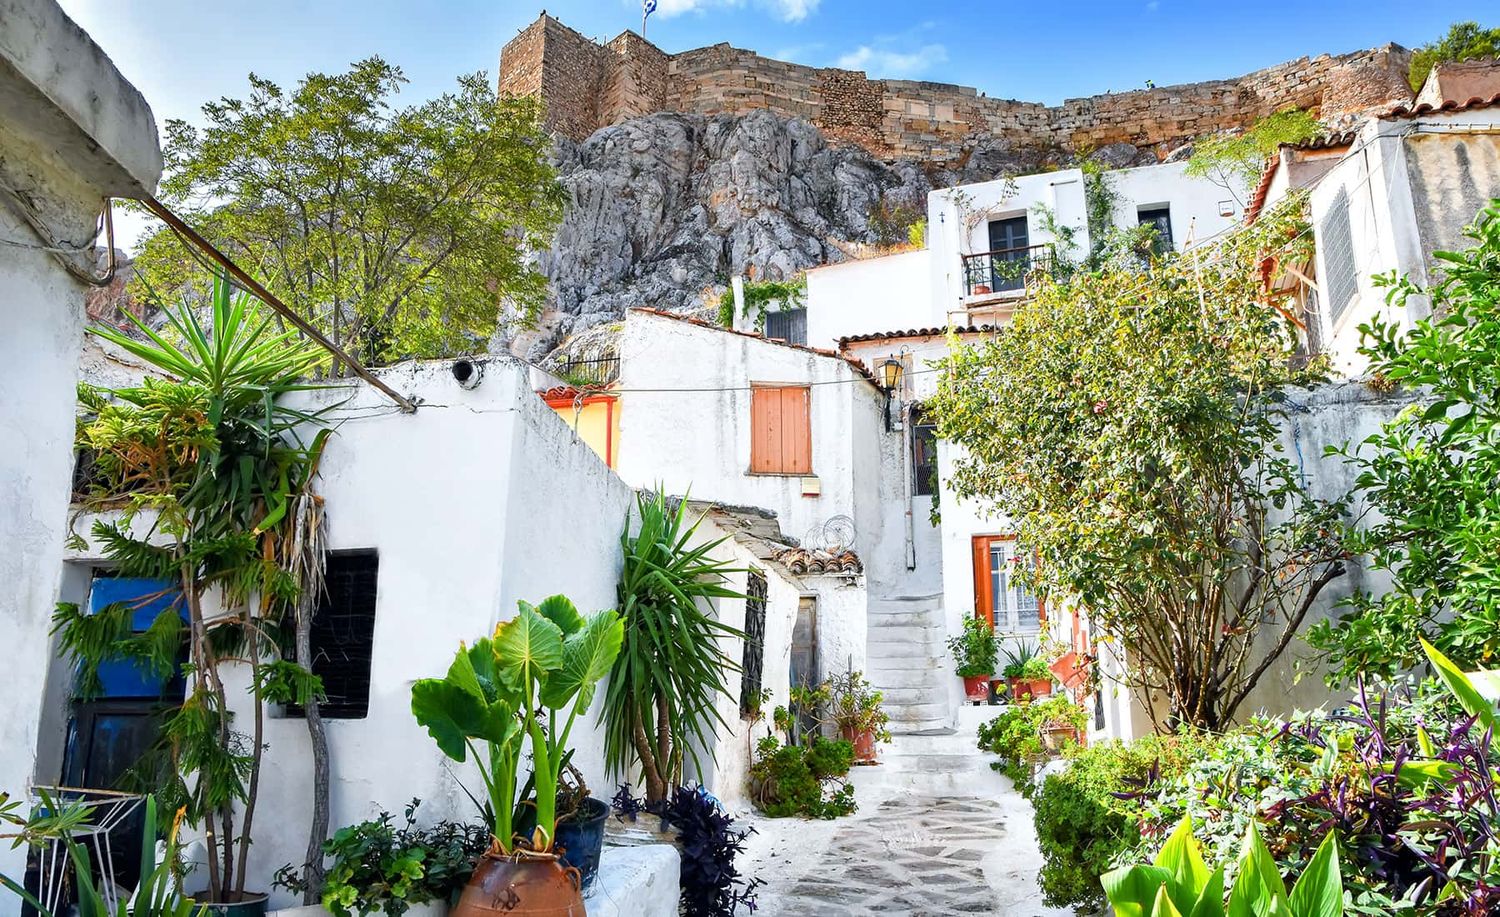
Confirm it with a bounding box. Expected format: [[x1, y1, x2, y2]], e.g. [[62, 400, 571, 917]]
[[960, 244, 1056, 296], [554, 355, 620, 387]]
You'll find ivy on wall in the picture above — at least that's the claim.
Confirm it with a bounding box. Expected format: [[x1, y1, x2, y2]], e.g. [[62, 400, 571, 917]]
[[717, 276, 808, 329]]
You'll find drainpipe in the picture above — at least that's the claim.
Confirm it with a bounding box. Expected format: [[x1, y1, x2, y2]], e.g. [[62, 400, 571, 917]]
[[900, 369, 917, 572]]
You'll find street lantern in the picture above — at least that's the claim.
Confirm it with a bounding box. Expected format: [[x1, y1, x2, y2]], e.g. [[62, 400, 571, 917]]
[[881, 356, 904, 392]]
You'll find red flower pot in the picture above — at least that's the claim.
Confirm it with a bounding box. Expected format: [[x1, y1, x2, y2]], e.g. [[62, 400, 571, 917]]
[[842, 724, 879, 764], [962, 674, 991, 702]]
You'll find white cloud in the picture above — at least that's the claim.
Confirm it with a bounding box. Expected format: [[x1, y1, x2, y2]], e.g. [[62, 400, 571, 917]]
[[651, 0, 818, 22], [836, 43, 948, 77]]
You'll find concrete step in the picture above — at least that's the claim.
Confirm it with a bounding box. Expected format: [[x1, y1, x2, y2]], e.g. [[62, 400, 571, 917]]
[[876, 686, 946, 706], [864, 624, 943, 644], [866, 609, 943, 625], [867, 668, 946, 690], [884, 700, 951, 722]]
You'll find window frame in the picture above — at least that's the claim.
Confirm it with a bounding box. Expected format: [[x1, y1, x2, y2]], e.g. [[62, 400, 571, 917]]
[[971, 534, 1045, 635], [288, 549, 380, 720], [738, 570, 769, 718], [749, 383, 812, 476], [1320, 188, 1359, 331], [910, 407, 938, 497], [1137, 204, 1174, 254]]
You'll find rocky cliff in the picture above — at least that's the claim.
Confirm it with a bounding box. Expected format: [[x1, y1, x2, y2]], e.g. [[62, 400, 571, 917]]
[[512, 108, 1159, 361]]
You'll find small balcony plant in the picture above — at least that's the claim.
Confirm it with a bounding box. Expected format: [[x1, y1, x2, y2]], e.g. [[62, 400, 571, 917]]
[[410, 595, 623, 916], [1002, 641, 1054, 700], [947, 616, 999, 702], [823, 670, 892, 765]]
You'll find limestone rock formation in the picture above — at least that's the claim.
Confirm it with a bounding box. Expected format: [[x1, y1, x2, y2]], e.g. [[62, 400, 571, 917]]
[[516, 109, 1135, 359]]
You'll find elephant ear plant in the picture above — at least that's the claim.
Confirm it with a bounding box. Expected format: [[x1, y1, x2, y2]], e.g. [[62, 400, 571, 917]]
[[411, 596, 623, 854]]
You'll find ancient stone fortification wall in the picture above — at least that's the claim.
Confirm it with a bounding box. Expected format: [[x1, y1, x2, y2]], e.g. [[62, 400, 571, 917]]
[[499, 14, 1414, 160]]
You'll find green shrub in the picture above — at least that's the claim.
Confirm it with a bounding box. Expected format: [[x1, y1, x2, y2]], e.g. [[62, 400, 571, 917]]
[[977, 695, 1088, 794], [749, 736, 856, 819], [1032, 733, 1217, 910], [947, 615, 998, 677]]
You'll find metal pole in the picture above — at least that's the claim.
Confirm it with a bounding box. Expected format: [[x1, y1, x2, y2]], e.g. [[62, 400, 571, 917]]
[[138, 195, 418, 414]]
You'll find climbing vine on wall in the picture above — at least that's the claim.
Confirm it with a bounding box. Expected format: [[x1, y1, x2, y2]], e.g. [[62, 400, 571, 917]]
[[717, 276, 808, 329]]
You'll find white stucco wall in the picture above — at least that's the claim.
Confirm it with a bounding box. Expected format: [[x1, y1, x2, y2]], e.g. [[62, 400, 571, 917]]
[[926, 171, 1090, 324], [804, 249, 935, 350], [1107, 160, 1240, 248], [0, 1, 161, 907], [57, 360, 635, 905], [615, 310, 883, 544]]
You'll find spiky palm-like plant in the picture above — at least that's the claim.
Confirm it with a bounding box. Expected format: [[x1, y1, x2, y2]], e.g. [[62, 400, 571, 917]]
[[602, 490, 746, 803]]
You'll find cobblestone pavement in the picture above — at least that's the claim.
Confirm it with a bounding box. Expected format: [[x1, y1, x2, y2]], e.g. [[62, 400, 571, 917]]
[[737, 708, 1072, 917]]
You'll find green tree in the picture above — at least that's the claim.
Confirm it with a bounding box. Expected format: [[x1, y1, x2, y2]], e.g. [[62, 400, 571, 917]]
[[1307, 201, 1500, 682], [1186, 109, 1321, 204], [1408, 21, 1500, 92], [135, 58, 564, 366], [927, 196, 1349, 730]]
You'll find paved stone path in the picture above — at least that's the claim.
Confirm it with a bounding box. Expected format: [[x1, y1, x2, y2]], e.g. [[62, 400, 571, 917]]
[[737, 708, 1072, 917]]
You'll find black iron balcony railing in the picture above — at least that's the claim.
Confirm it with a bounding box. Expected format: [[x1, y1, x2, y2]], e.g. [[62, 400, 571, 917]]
[[555, 355, 620, 386], [961, 244, 1056, 297]]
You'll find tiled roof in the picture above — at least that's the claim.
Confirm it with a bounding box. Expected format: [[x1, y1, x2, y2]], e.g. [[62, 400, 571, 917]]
[[1245, 131, 1358, 225], [1381, 92, 1500, 119], [629, 307, 878, 385], [837, 325, 997, 345], [684, 499, 864, 579]]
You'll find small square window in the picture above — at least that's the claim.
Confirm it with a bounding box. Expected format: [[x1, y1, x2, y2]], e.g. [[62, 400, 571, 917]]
[[750, 385, 812, 475]]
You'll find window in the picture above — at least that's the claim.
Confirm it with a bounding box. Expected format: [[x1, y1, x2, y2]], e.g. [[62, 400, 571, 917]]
[[739, 571, 768, 717], [987, 216, 1030, 292], [750, 385, 811, 475], [1137, 205, 1173, 254], [294, 551, 379, 719], [764, 308, 807, 345], [971, 535, 1043, 634], [1321, 189, 1358, 328], [910, 408, 937, 496]]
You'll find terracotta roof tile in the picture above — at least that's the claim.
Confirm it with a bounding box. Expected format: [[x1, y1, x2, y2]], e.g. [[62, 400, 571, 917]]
[[838, 325, 996, 346], [629, 307, 879, 385], [1381, 92, 1500, 119]]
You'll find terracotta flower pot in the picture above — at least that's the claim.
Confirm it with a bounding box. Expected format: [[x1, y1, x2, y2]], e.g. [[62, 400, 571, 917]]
[[1042, 723, 1080, 754], [451, 851, 583, 917], [842, 724, 879, 764], [962, 674, 991, 702], [1008, 677, 1053, 701]]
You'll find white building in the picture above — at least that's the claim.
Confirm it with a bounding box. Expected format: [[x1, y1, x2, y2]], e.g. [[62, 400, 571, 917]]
[[0, 0, 162, 906], [1250, 65, 1500, 375]]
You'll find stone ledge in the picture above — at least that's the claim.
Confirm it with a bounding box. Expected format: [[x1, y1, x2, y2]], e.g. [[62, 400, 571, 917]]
[[584, 844, 680, 917]]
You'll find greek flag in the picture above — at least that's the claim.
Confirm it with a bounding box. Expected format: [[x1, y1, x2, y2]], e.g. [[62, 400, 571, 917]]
[[643, 0, 658, 17]]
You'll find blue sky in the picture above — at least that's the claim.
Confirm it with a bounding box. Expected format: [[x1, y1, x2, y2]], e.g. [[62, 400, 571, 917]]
[[58, 0, 1483, 246]]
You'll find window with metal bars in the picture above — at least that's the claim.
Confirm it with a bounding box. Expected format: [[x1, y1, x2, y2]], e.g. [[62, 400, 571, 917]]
[[291, 551, 379, 719], [911, 408, 938, 496], [739, 571, 768, 718], [1321, 189, 1359, 329], [763, 308, 807, 345]]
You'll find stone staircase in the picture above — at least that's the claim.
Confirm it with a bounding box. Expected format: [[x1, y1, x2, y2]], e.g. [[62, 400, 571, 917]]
[[866, 597, 954, 734]]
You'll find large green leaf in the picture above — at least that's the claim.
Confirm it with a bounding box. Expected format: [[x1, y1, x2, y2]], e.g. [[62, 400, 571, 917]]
[[540, 610, 624, 711], [1102, 864, 1175, 917], [1228, 822, 1288, 917], [1421, 638, 1500, 738], [534, 594, 585, 637], [1287, 832, 1343, 917], [1155, 816, 1211, 914], [410, 665, 518, 762], [494, 602, 565, 693]]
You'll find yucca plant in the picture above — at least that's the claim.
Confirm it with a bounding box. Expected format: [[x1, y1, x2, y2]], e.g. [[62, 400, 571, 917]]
[[603, 490, 747, 802], [54, 272, 336, 902]]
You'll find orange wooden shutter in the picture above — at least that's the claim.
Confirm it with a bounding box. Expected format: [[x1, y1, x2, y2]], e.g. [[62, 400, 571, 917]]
[[780, 387, 811, 474], [972, 536, 991, 626], [750, 386, 811, 474]]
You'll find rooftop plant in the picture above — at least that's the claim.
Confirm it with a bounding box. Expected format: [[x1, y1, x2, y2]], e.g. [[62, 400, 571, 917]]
[[54, 273, 334, 903], [410, 595, 623, 855], [602, 489, 746, 803]]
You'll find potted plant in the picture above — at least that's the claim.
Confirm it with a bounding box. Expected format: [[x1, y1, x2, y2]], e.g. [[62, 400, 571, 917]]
[[411, 595, 623, 917], [823, 670, 891, 765], [1002, 641, 1054, 700], [947, 616, 998, 702], [1036, 695, 1087, 753]]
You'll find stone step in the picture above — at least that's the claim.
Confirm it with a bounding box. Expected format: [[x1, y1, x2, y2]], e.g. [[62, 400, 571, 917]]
[[890, 719, 955, 736], [866, 610, 943, 626], [865, 624, 943, 644], [877, 686, 948, 706], [867, 669, 946, 690], [885, 701, 952, 724]]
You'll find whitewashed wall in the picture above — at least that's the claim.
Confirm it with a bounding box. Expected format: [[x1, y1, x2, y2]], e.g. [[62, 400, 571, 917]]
[[0, 1, 162, 907], [59, 360, 634, 905], [615, 310, 882, 544], [1107, 160, 1240, 248], [926, 170, 1090, 324], [804, 249, 934, 350]]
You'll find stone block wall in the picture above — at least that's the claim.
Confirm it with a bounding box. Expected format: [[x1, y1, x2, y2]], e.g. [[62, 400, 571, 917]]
[[498, 14, 1415, 160]]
